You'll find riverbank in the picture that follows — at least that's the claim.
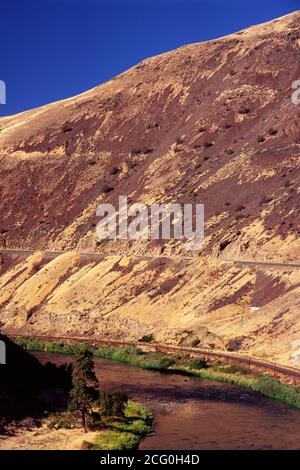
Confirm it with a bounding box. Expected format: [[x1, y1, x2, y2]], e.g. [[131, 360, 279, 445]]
[[15, 336, 300, 411], [0, 401, 152, 450], [83, 401, 152, 450]]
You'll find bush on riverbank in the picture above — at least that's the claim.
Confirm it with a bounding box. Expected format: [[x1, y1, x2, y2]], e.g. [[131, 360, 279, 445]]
[[187, 364, 300, 409], [99, 391, 128, 417], [90, 401, 152, 449], [253, 375, 300, 408], [47, 397, 151, 449], [48, 400, 152, 450], [82, 430, 140, 450], [94, 344, 176, 370], [110, 400, 152, 437]]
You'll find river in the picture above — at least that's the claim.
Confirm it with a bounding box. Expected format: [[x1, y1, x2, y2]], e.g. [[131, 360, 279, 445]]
[[34, 352, 300, 450]]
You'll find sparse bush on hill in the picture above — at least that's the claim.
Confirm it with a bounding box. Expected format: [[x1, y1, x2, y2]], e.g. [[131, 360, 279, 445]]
[[238, 106, 250, 114], [226, 337, 245, 352], [138, 334, 154, 343]]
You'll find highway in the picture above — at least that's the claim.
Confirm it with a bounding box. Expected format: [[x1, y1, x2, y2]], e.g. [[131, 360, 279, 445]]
[[0, 247, 299, 269]]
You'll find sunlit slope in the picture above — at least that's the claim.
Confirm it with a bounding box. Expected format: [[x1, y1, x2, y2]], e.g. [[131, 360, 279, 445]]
[[0, 12, 300, 364]]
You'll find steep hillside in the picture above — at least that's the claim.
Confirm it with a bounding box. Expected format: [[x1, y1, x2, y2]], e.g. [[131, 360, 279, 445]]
[[0, 12, 299, 364], [0, 251, 299, 365]]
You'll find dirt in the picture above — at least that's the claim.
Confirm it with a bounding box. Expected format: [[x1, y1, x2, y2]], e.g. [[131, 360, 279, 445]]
[[0, 425, 97, 450]]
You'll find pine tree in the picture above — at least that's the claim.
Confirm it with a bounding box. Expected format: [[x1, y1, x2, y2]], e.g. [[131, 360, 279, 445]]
[[99, 391, 128, 417], [68, 346, 99, 432]]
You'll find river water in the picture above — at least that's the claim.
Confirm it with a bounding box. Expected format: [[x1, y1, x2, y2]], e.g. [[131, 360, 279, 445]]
[[34, 352, 300, 450]]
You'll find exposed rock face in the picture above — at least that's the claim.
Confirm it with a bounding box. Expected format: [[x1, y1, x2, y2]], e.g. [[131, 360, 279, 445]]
[[0, 12, 299, 364]]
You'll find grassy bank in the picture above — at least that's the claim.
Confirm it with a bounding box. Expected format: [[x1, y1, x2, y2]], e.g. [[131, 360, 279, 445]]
[[17, 400, 152, 450], [81, 401, 152, 450], [16, 336, 300, 410]]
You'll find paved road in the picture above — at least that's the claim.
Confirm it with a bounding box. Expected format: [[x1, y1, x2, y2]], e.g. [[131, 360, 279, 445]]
[[223, 258, 300, 269], [0, 247, 299, 269]]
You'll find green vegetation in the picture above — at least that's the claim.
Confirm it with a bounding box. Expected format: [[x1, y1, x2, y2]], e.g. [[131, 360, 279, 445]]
[[48, 410, 75, 430], [68, 346, 99, 432], [99, 391, 128, 417], [111, 418, 151, 436], [92, 401, 152, 450], [83, 430, 140, 450], [49, 400, 152, 450], [44, 342, 152, 449], [184, 364, 300, 409], [16, 337, 176, 370], [16, 336, 300, 410], [189, 357, 209, 369], [107, 400, 152, 441]]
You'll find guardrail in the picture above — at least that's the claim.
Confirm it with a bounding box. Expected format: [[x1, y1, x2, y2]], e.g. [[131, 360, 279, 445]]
[[9, 333, 300, 386]]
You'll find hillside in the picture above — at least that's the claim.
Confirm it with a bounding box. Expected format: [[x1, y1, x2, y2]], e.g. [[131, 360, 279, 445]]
[[0, 333, 71, 421], [0, 12, 299, 364]]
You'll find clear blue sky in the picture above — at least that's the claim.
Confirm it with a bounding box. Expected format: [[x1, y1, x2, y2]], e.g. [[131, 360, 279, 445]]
[[0, 0, 298, 116]]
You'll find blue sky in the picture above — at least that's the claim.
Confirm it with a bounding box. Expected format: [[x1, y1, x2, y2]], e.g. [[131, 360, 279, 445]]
[[0, 0, 298, 116]]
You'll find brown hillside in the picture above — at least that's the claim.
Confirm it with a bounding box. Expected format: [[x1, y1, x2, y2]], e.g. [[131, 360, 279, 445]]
[[0, 12, 299, 364]]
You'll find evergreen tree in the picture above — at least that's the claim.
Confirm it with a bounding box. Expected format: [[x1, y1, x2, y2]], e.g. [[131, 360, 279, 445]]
[[99, 391, 128, 417], [68, 346, 99, 432]]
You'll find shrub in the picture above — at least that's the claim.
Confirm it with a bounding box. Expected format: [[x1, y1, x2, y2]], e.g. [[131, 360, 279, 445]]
[[86, 411, 102, 430], [226, 337, 245, 352], [88, 430, 140, 450], [204, 141, 213, 148], [156, 355, 176, 369], [99, 392, 128, 417], [190, 338, 200, 347], [110, 166, 119, 175], [189, 357, 209, 369], [238, 106, 250, 114], [102, 184, 114, 194], [112, 419, 151, 436], [48, 411, 76, 430], [254, 375, 300, 408], [138, 334, 154, 344], [125, 401, 152, 423], [215, 364, 251, 375], [268, 128, 278, 136]]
